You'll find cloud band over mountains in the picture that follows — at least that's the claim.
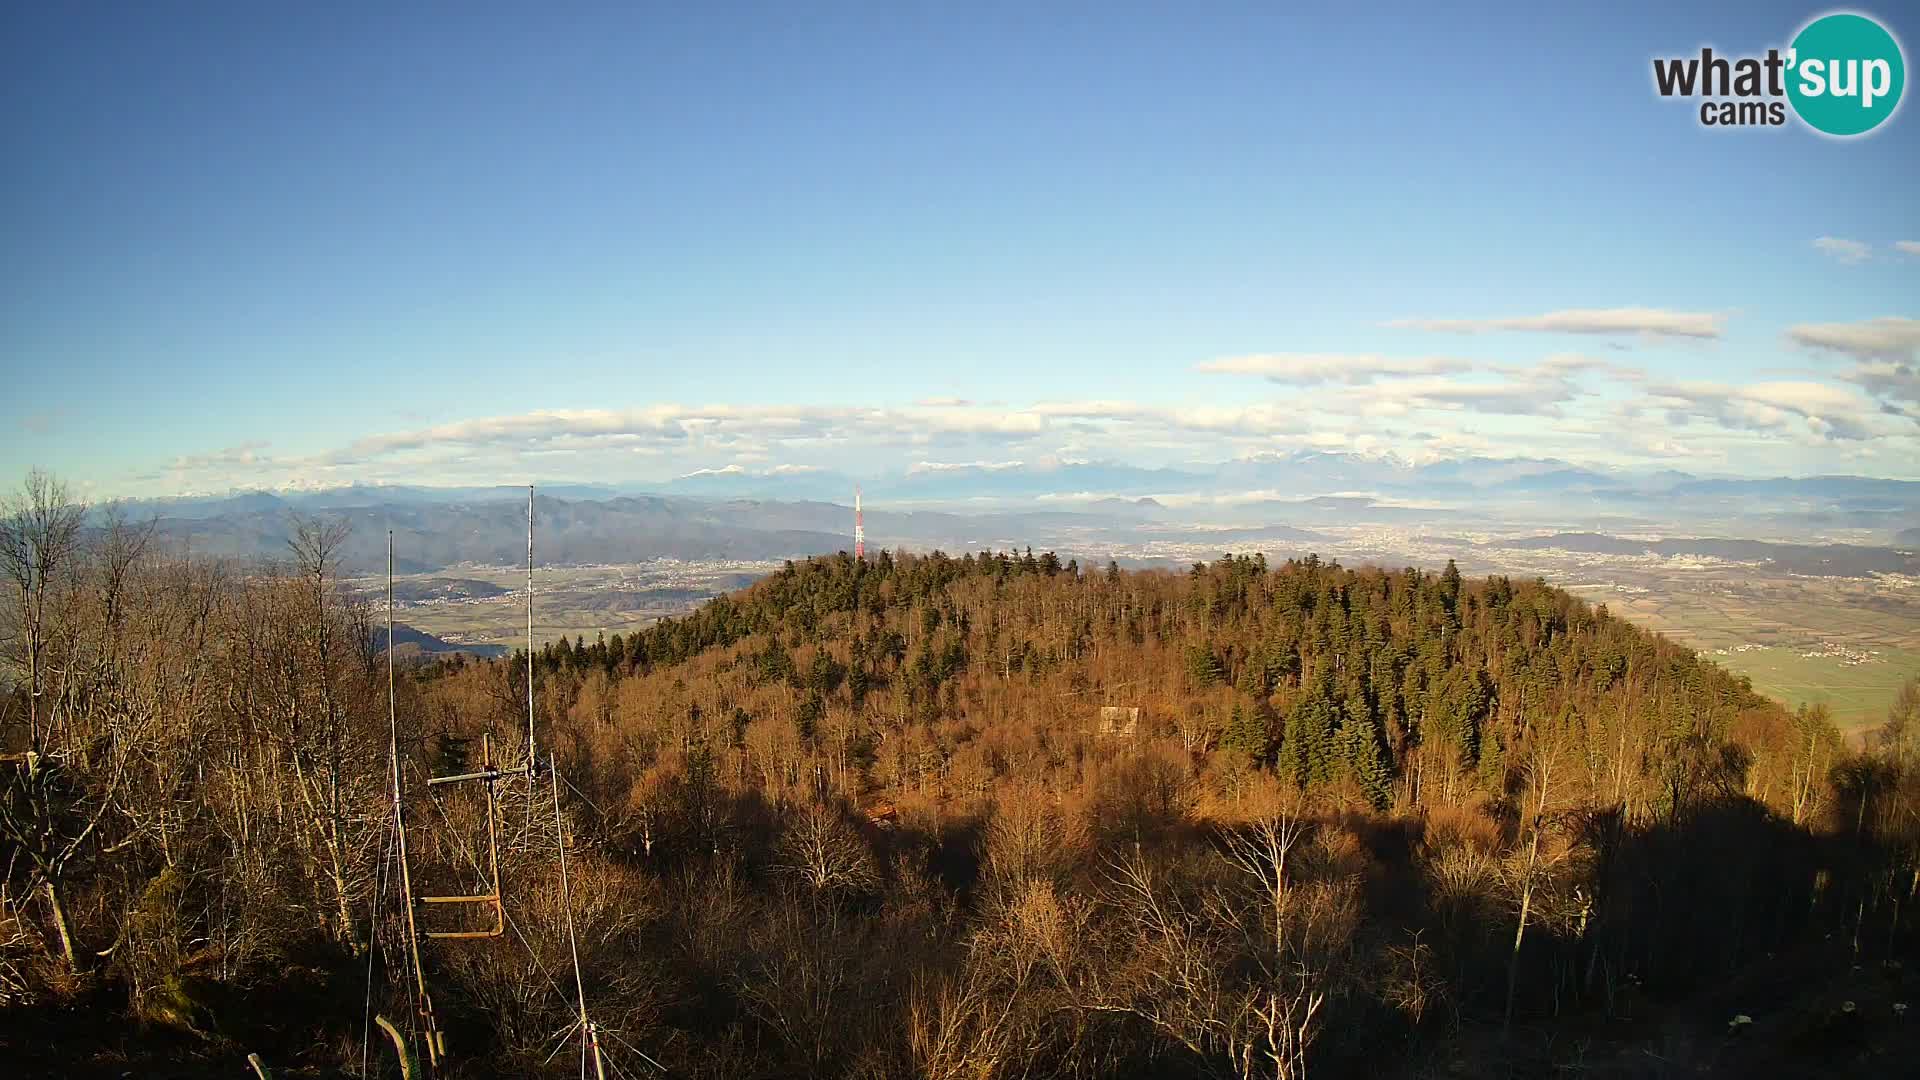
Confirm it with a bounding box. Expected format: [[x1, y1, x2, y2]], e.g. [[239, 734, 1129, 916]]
[[116, 310, 1919, 495]]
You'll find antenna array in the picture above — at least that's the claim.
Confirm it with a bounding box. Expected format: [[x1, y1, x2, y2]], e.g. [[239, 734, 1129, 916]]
[[381, 487, 614, 1078]]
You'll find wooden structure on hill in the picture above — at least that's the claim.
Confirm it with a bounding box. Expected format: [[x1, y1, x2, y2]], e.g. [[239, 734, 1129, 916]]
[[1096, 706, 1142, 738]]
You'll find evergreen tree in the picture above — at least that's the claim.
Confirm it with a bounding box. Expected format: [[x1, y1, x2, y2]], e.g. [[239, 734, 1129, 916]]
[[1337, 699, 1392, 808], [1280, 683, 1338, 787], [1235, 660, 1268, 700], [1185, 643, 1224, 688], [806, 650, 844, 695], [797, 689, 825, 740], [1475, 726, 1508, 793], [1222, 701, 1274, 763]]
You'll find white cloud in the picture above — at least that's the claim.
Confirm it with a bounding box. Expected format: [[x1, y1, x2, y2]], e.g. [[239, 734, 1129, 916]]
[[907, 460, 1025, 474], [1199, 353, 1644, 421], [1783, 318, 1920, 424], [1641, 379, 1881, 441], [168, 441, 270, 472], [125, 341, 1909, 499], [176, 400, 1309, 492], [323, 403, 1062, 464], [1896, 241, 1920, 256], [1625, 436, 1709, 458], [1787, 316, 1920, 361], [1845, 361, 1920, 423], [1312, 354, 1626, 419], [1390, 307, 1724, 339], [1333, 376, 1579, 417], [1166, 403, 1312, 434], [1022, 399, 1312, 437], [1194, 353, 1472, 383], [1029, 399, 1152, 418], [1528, 351, 1651, 380], [1813, 236, 1872, 264]]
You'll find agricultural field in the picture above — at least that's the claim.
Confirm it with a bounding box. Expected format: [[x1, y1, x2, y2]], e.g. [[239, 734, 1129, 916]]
[[350, 559, 781, 651], [1707, 646, 1920, 732], [1561, 574, 1920, 736]]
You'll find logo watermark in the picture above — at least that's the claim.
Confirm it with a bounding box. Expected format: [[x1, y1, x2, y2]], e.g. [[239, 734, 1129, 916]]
[[1652, 10, 1905, 136]]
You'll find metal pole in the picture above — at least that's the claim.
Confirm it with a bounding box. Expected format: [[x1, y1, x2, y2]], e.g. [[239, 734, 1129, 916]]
[[482, 733, 503, 936], [389, 532, 439, 1070], [587, 1023, 608, 1080], [551, 754, 603, 1080], [527, 485, 536, 777]]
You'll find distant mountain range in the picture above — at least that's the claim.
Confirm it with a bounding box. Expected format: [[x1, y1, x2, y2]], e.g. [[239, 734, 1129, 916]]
[[662, 453, 1914, 498], [144, 495, 849, 573], [651, 454, 1920, 538], [123, 455, 1920, 521], [116, 483, 619, 520], [104, 455, 1920, 574], [128, 492, 1191, 573]]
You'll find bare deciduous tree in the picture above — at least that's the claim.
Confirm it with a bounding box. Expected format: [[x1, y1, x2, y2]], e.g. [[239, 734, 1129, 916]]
[[1, 468, 88, 750], [773, 798, 878, 897]]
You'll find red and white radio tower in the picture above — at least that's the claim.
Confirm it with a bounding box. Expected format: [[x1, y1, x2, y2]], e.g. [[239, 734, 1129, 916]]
[[854, 486, 865, 560]]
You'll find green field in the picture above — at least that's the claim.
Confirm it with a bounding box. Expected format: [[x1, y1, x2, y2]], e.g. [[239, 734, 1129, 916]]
[[406, 605, 668, 647], [1562, 575, 1919, 737], [1707, 646, 1918, 734]]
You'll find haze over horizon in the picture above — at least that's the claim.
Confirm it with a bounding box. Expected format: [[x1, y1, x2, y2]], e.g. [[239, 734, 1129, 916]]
[[4, 3, 1917, 498]]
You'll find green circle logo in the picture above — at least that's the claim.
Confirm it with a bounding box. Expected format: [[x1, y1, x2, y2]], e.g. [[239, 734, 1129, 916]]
[[1787, 12, 1906, 136]]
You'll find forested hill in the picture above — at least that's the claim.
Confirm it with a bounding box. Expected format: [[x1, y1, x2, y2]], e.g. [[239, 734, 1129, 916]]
[[504, 548, 1826, 819], [14, 532, 1916, 1079], [393, 549, 1912, 1074]]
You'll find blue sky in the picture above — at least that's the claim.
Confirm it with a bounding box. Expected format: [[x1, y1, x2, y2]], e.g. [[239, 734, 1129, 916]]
[[2, 1, 1917, 497]]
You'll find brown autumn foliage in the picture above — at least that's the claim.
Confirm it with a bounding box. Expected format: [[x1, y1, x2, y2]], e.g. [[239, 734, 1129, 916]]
[[2, 469, 1918, 1078]]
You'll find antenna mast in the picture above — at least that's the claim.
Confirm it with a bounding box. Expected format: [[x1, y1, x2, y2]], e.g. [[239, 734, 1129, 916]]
[[527, 484, 536, 775], [382, 530, 512, 1076], [388, 531, 443, 1068], [854, 486, 865, 560], [376, 501, 627, 1078]]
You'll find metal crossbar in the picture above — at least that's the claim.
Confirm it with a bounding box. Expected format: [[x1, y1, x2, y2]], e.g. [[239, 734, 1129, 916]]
[[419, 731, 507, 941], [426, 764, 525, 786]]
